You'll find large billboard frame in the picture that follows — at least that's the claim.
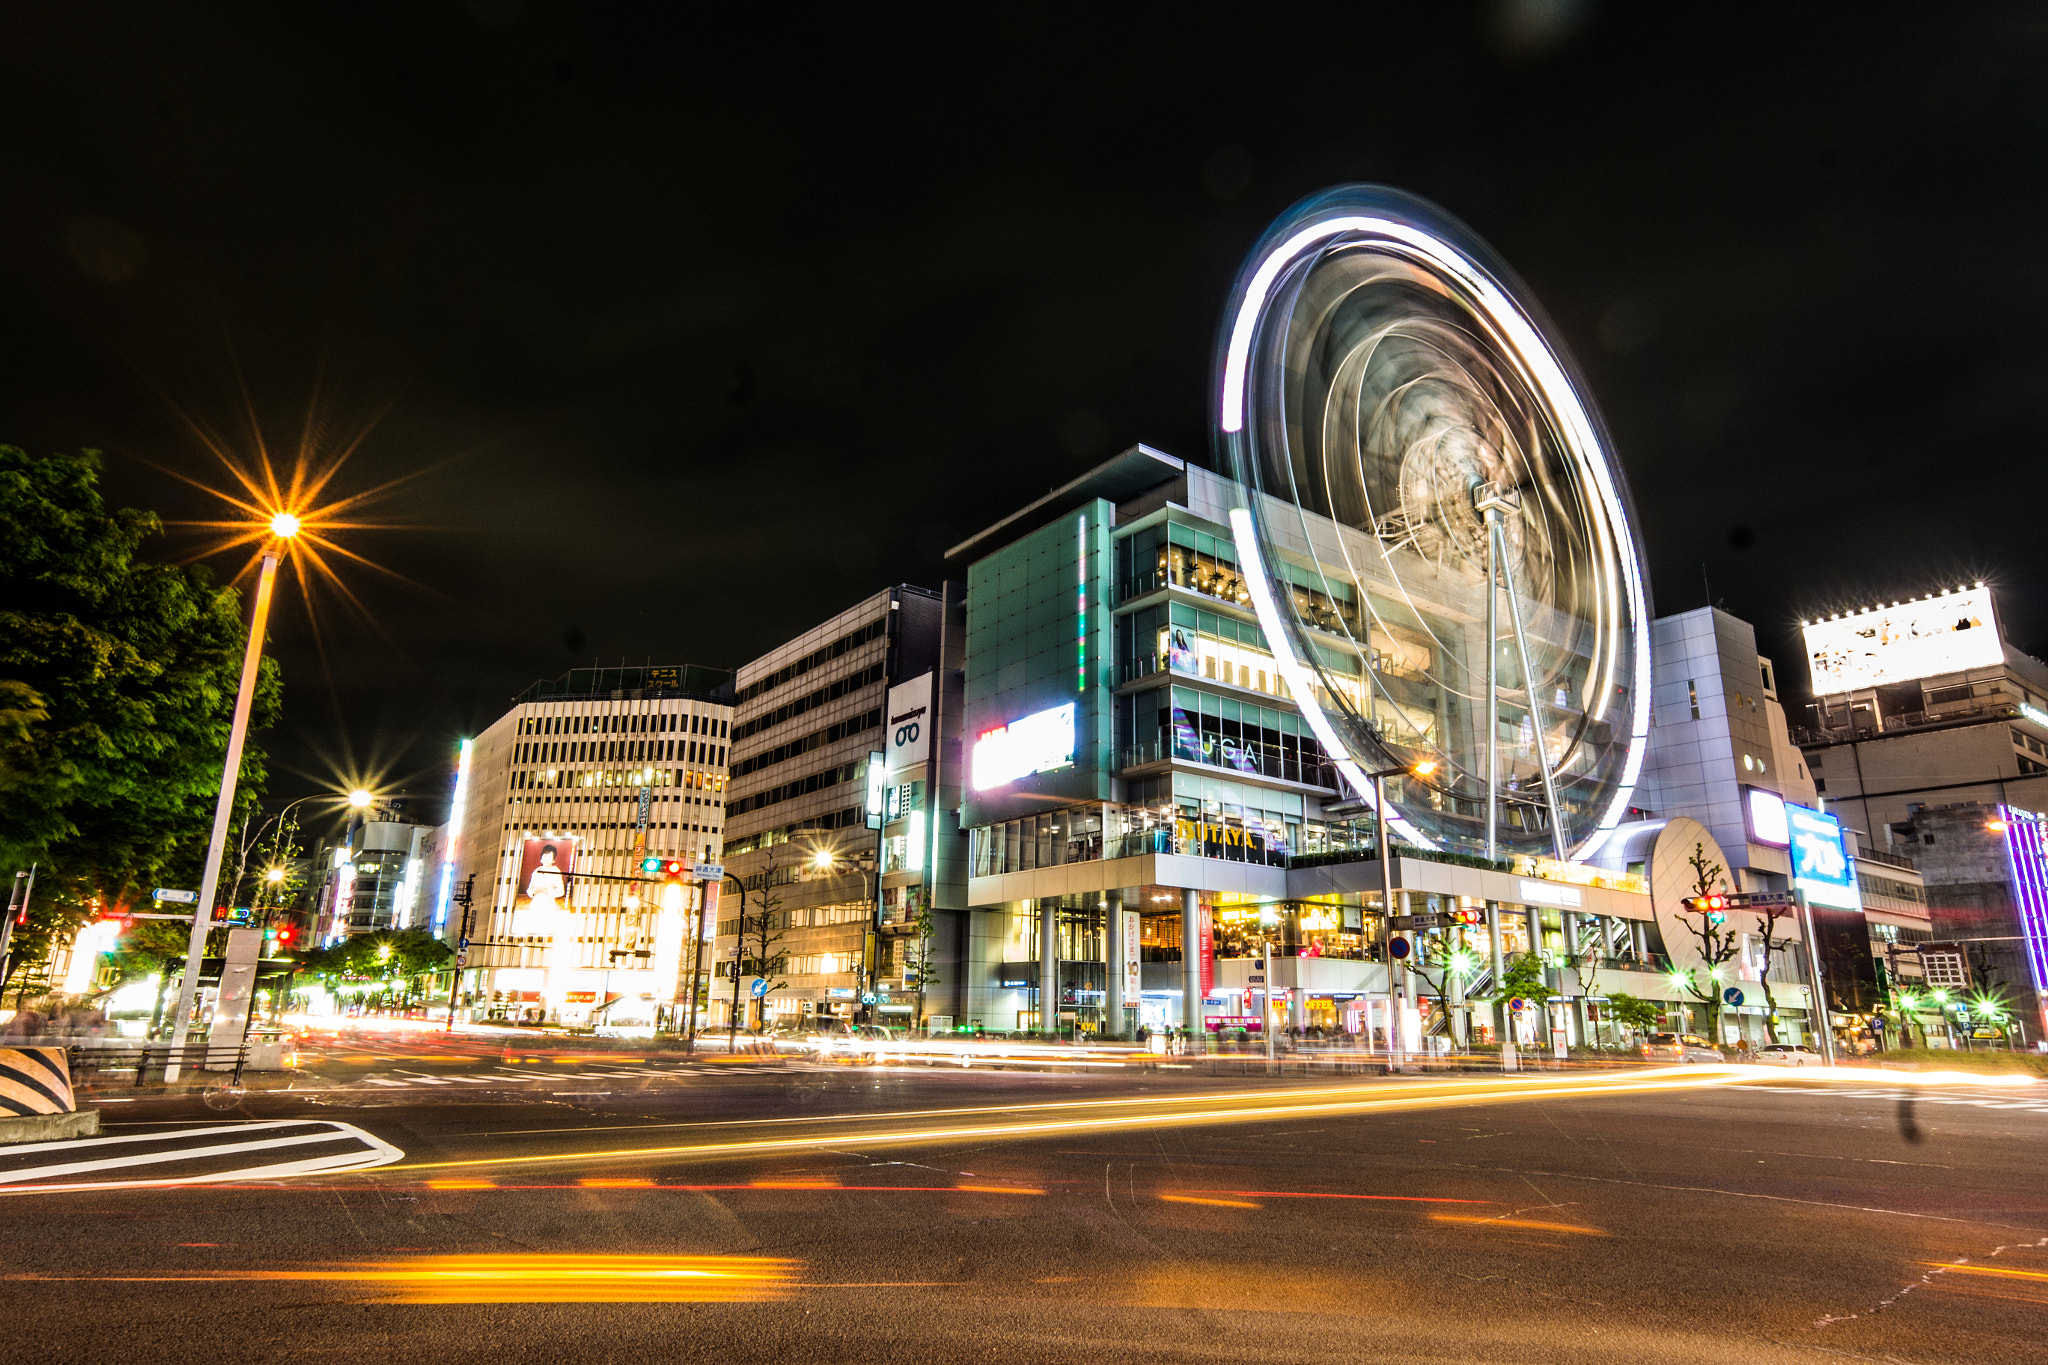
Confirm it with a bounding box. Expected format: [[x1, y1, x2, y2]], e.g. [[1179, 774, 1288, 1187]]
[[1802, 586, 2000, 696]]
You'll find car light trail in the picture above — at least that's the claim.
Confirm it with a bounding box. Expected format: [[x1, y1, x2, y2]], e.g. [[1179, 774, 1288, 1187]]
[[4, 1255, 797, 1303], [387, 1069, 1752, 1178], [1431, 1214, 1606, 1236]]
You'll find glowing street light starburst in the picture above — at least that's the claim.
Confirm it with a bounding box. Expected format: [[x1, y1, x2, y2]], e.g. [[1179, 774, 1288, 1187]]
[[142, 390, 453, 635]]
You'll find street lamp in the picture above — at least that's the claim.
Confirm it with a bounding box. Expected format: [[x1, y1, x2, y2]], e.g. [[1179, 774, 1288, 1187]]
[[165, 513, 300, 1079], [349, 789, 373, 809], [811, 845, 878, 1022]]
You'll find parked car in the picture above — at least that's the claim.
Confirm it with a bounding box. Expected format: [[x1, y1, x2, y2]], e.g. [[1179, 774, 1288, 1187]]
[[1751, 1043, 1823, 1067], [1640, 1031, 1725, 1063]]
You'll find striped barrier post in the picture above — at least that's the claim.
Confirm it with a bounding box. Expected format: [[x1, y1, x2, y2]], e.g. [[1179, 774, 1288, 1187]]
[[1, 1046, 77, 1115]]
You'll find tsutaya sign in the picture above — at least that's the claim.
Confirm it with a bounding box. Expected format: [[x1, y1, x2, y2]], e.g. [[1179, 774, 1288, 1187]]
[[971, 702, 1075, 791]]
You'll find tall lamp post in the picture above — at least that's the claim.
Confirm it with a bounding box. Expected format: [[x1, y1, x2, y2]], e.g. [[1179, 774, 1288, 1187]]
[[164, 513, 299, 1080]]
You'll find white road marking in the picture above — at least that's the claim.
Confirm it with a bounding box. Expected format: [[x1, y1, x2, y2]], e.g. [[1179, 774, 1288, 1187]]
[[0, 1120, 402, 1192]]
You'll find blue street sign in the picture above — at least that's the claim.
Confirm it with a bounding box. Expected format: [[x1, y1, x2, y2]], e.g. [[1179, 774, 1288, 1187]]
[[749, 977, 769, 999], [1723, 987, 1744, 1006]]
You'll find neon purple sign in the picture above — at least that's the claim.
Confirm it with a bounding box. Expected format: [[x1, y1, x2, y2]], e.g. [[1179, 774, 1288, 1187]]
[[1995, 805, 2048, 1014]]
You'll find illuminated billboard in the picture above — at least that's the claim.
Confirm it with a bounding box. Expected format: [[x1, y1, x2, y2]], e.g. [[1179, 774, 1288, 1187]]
[[971, 703, 1076, 791], [1786, 803, 1860, 911], [1743, 786, 1789, 849], [1802, 587, 2000, 695], [515, 835, 578, 919]]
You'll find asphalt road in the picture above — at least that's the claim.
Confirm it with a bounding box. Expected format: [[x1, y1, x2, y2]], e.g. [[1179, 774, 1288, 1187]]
[[6, 1039, 2046, 1364]]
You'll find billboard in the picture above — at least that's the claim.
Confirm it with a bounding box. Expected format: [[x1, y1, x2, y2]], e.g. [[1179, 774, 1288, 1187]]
[[863, 751, 887, 829], [1802, 587, 2000, 695], [515, 835, 578, 920], [1786, 804, 1860, 911], [885, 672, 933, 771], [971, 702, 1076, 791], [1743, 786, 1790, 848]]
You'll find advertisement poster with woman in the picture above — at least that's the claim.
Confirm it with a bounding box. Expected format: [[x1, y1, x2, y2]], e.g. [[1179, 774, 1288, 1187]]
[[516, 835, 578, 935]]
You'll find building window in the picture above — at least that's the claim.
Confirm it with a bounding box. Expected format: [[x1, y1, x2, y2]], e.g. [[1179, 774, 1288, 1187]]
[[1687, 680, 1700, 720]]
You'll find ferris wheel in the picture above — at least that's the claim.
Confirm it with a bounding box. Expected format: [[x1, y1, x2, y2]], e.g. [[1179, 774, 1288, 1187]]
[[1213, 186, 1652, 862]]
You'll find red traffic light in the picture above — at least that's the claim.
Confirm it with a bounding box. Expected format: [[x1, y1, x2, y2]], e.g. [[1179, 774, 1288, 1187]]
[[1446, 908, 1484, 926]]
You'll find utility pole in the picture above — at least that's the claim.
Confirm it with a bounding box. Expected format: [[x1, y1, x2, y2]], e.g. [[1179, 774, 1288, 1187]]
[[1797, 888, 1838, 1065], [442, 874, 476, 1033], [724, 872, 747, 1049], [683, 875, 709, 1053], [0, 866, 33, 992]]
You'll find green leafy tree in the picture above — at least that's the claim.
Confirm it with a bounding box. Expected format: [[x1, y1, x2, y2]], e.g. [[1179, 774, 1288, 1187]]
[[296, 930, 450, 1009], [1604, 991, 1661, 1039], [1672, 843, 1742, 1041], [0, 447, 280, 995], [1497, 951, 1548, 1003]]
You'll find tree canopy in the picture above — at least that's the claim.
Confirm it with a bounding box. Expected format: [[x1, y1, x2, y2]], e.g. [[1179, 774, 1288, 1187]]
[[294, 929, 451, 985], [0, 447, 279, 993]]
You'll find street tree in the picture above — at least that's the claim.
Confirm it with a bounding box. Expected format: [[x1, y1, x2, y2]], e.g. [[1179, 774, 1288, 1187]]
[[902, 898, 942, 1030], [1604, 991, 1661, 1043], [1751, 900, 1797, 1044], [740, 849, 791, 1031], [1406, 930, 1482, 1045], [1672, 842, 1742, 1041], [0, 447, 280, 995]]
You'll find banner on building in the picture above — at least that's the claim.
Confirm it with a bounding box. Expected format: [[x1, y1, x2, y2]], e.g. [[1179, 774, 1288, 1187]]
[[515, 836, 579, 915], [1122, 909, 1141, 1002], [886, 672, 934, 771], [1198, 905, 1214, 997]]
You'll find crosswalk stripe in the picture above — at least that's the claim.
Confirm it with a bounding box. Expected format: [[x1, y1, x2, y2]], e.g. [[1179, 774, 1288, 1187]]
[[0, 1120, 402, 1190]]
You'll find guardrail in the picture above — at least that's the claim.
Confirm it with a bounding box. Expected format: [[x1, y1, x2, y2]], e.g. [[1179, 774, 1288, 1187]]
[[64, 1042, 253, 1087]]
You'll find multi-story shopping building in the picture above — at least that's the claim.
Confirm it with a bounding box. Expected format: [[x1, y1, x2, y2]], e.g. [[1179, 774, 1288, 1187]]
[[941, 445, 1828, 1049], [718, 586, 966, 1029], [445, 664, 732, 1028]]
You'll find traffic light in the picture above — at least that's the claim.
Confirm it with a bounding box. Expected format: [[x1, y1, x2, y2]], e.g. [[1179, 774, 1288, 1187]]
[[1685, 894, 1729, 924], [1446, 907, 1484, 927], [639, 857, 686, 879]]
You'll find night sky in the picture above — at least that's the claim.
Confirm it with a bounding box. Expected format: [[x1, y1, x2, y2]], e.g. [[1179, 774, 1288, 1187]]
[[3, 3, 2043, 821]]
